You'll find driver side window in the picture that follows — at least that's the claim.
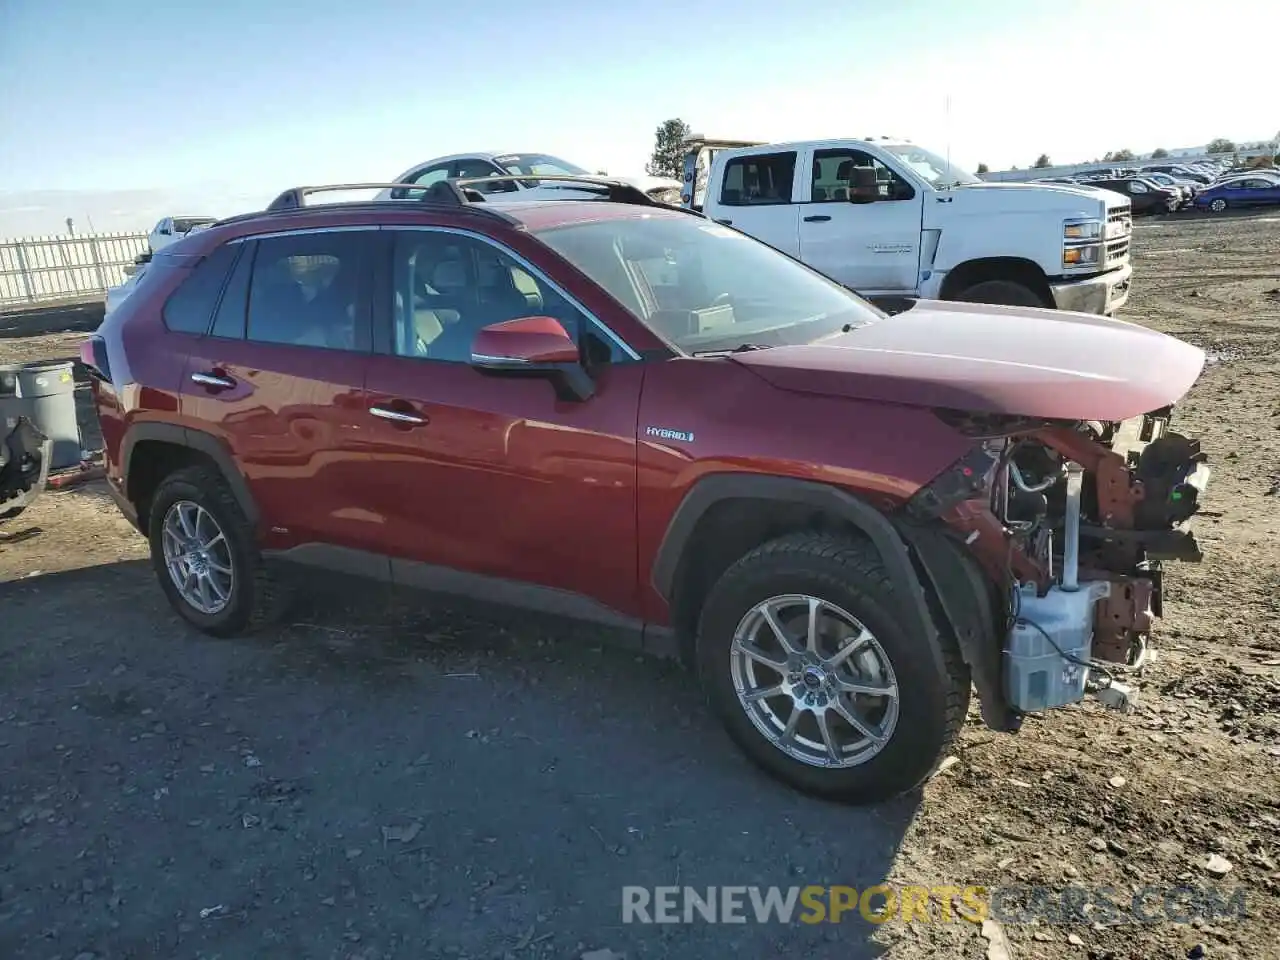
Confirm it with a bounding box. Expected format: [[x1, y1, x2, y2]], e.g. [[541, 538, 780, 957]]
[[388, 230, 628, 366], [810, 149, 914, 203]]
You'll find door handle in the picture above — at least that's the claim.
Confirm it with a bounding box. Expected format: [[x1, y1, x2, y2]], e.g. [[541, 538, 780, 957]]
[[369, 405, 428, 426], [190, 371, 236, 390], [714, 218, 733, 225], [803, 215, 832, 223]]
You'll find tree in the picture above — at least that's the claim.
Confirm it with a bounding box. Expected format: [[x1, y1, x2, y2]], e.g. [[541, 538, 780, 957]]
[[1110, 148, 1135, 162], [1102, 151, 1114, 162], [1206, 138, 1236, 154], [1151, 147, 1169, 159], [1033, 154, 1051, 168], [646, 118, 692, 180], [595, 169, 608, 175], [976, 162, 989, 174]]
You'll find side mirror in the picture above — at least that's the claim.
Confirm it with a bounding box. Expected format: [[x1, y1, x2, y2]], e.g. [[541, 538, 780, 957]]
[[470, 316, 595, 402]]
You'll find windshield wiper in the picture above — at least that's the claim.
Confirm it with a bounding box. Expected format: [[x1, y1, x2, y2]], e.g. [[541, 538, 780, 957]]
[[691, 343, 772, 357]]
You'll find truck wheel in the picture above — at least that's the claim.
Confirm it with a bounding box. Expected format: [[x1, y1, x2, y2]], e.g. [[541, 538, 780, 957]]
[[146, 464, 289, 637], [954, 279, 1046, 308], [695, 532, 970, 804]]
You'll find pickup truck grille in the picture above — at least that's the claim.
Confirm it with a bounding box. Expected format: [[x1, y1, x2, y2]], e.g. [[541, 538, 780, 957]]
[[1105, 206, 1132, 266], [1105, 237, 1130, 264]]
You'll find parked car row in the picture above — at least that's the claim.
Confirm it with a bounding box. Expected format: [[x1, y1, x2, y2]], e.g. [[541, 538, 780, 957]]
[[83, 155, 1211, 805], [1034, 157, 1280, 215]]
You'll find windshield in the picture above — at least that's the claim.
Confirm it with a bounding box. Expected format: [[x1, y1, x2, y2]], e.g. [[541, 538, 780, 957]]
[[172, 217, 215, 233], [879, 144, 981, 187], [492, 153, 588, 176], [534, 214, 882, 353]]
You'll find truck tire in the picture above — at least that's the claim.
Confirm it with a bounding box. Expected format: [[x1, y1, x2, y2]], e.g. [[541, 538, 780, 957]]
[[695, 532, 969, 804], [147, 464, 289, 637], [954, 279, 1045, 308]]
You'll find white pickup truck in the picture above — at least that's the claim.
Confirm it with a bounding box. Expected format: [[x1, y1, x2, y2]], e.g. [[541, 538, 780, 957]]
[[682, 137, 1134, 314]]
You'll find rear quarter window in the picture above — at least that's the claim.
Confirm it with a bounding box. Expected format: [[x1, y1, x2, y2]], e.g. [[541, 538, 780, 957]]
[[161, 243, 240, 335]]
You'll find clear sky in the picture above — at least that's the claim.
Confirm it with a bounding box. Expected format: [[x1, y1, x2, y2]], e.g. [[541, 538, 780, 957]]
[[0, 0, 1272, 235]]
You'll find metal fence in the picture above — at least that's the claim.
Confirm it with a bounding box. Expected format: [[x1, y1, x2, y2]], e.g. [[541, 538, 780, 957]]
[[0, 232, 149, 310]]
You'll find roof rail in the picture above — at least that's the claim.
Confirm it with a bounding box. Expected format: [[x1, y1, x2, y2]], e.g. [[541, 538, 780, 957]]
[[264, 181, 491, 212], [450, 174, 658, 206]]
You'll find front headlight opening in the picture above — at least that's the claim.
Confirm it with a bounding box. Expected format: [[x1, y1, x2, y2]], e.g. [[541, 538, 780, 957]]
[[1063, 219, 1102, 240], [1063, 243, 1100, 267]]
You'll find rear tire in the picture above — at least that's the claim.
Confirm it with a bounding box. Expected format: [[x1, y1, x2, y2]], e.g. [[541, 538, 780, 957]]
[[695, 533, 970, 804], [147, 464, 289, 636], [953, 279, 1045, 308], [1209, 198, 1228, 213]]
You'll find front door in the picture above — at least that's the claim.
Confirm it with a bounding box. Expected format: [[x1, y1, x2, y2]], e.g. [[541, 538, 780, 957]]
[[360, 227, 645, 618], [180, 228, 378, 553], [797, 147, 924, 294]]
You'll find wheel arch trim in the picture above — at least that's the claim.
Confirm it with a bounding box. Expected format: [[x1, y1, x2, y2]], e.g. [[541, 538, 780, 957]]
[[120, 422, 259, 525], [652, 474, 942, 658]]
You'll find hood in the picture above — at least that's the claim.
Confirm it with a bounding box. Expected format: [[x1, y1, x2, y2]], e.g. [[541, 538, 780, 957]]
[[731, 300, 1205, 421], [942, 181, 1128, 221], [961, 180, 1122, 204]]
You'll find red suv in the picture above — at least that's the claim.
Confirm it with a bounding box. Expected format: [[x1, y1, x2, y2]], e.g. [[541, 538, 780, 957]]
[[83, 177, 1211, 804]]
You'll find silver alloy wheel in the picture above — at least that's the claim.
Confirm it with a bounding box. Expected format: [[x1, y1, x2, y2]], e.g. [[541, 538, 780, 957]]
[[1210, 198, 1227, 212], [730, 594, 899, 769], [161, 500, 234, 615]]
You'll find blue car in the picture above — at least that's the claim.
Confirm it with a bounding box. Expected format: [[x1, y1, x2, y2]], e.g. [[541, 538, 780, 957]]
[[1193, 176, 1280, 213]]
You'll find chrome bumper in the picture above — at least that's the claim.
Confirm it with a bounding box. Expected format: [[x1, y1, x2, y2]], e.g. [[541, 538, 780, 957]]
[[1050, 263, 1133, 316]]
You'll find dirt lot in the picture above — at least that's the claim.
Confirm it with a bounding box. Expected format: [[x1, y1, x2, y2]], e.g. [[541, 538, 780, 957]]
[[2, 214, 1278, 960]]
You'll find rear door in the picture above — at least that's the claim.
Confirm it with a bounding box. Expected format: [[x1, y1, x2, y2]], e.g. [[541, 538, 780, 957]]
[[709, 150, 801, 257], [179, 228, 379, 553], [797, 147, 923, 294], [1236, 179, 1280, 207]]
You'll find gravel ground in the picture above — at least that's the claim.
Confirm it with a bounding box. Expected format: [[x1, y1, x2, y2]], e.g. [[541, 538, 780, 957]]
[[2, 212, 1278, 960]]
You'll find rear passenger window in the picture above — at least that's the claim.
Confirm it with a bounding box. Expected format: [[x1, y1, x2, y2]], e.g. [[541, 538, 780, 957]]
[[210, 241, 254, 339], [720, 152, 796, 206], [245, 231, 373, 351], [161, 243, 239, 334]]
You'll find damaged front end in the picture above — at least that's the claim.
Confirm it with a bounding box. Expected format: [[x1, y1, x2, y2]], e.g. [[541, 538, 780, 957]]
[[0, 417, 52, 522], [904, 406, 1209, 730]]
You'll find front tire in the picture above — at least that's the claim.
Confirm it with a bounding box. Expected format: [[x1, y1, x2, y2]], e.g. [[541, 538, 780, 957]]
[[147, 464, 288, 636], [695, 533, 970, 804], [953, 279, 1045, 308]]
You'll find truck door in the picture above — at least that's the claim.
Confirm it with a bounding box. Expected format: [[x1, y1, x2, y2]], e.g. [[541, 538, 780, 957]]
[[798, 147, 924, 294], [707, 150, 801, 258]]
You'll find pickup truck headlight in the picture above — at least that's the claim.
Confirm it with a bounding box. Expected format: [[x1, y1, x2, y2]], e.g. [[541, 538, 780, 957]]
[[1063, 243, 1100, 267], [1063, 218, 1102, 268], [1063, 219, 1102, 240]]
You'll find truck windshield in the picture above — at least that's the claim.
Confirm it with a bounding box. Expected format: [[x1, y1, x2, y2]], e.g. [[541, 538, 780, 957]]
[[533, 214, 882, 353], [880, 144, 982, 188]]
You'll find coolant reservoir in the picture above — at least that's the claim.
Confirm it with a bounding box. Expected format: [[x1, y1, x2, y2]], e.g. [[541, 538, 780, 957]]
[[1004, 581, 1110, 712]]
